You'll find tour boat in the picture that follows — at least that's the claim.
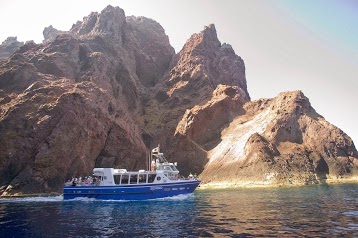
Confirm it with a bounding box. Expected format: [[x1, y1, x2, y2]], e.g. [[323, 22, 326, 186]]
[[63, 146, 200, 200]]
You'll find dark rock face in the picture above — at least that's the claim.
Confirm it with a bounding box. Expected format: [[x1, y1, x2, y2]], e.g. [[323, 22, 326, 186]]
[[127, 16, 174, 87], [0, 5, 357, 195], [0, 37, 24, 60], [175, 85, 247, 149]]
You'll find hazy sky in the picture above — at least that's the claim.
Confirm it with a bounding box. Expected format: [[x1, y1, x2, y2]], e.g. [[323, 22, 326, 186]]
[[1, 0, 357, 144]]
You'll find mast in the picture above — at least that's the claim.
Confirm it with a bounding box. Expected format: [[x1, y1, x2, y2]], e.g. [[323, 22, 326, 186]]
[[146, 149, 149, 171], [148, 149, 151, 171]]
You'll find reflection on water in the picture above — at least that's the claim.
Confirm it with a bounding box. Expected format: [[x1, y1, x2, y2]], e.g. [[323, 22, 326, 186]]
[[0, 184, 357, 237], [190, 184, 358, 237]]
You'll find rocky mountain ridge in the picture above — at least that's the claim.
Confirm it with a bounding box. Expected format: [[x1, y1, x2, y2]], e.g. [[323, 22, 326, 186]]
[[0, 5, 357, 195]]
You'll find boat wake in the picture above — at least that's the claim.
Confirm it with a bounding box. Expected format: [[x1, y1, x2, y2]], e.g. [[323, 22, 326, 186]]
[[153, 193, 194, 201], [0, 193, 194, 203], [65, 193, 194, 202], [0, 195, 64, 203], [65, 197, 122, 202]]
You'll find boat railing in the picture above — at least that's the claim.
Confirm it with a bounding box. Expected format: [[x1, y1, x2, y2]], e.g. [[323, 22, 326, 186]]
[[64, 176, 100, 186]]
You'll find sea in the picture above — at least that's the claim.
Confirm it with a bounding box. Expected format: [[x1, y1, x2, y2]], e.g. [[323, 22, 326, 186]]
[[0, 183, 357, 237]]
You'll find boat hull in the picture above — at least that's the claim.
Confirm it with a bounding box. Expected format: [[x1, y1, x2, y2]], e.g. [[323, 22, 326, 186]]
[[63, 180, 200, 200]]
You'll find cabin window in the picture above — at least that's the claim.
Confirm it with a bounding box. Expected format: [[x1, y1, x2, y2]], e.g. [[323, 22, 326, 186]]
[[130, 174, 138, 184], [148, 174, 156, 183], [121, 175, 129, 184], [114, 175, 121, 185], [138, 174, 146, 184]]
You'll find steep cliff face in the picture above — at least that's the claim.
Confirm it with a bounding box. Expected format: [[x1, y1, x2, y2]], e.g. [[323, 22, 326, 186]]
[[0, 5, 174, 195], [144, 24, 249, 140], [175, 85, 248, 148], [142, 24, 250, 174], [0, 5, 357, 195]]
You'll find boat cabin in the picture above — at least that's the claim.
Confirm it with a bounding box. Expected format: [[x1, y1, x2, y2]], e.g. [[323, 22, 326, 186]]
[[93, 164, 180, 186], [68, 145, 188, 187]]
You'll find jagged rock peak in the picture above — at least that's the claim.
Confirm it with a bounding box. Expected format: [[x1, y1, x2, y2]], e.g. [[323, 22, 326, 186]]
[[43, 25, 68, 43], [167, 24, 250, 100], [276, 90, 306, 101], [1, 36, 22, 46], [199, 24, 221, 47], [43, 6, 126, 43], [126, 15, 171, 43], [271, 90, 315, 114], [70, 5, 126, 40], [0, 36, 24, 60], [181, 23, 220, 52], [182, 24, 236, 54]]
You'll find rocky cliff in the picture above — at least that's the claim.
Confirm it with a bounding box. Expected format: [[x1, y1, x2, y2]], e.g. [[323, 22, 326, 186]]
[[0, 5, 174, 195], [0, 5, 357, 195], [195, 91, 358, 187]]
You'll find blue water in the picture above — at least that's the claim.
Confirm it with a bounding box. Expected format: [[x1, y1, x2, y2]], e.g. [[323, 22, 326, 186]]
[[0, 183, 357, 237]]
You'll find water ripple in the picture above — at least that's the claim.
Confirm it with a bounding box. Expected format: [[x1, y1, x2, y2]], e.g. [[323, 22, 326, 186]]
[[0, 184, 357, 237]]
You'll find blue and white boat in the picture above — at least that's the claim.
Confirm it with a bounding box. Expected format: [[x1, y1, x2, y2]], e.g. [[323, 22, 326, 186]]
[[63, 146, 200, 200]]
